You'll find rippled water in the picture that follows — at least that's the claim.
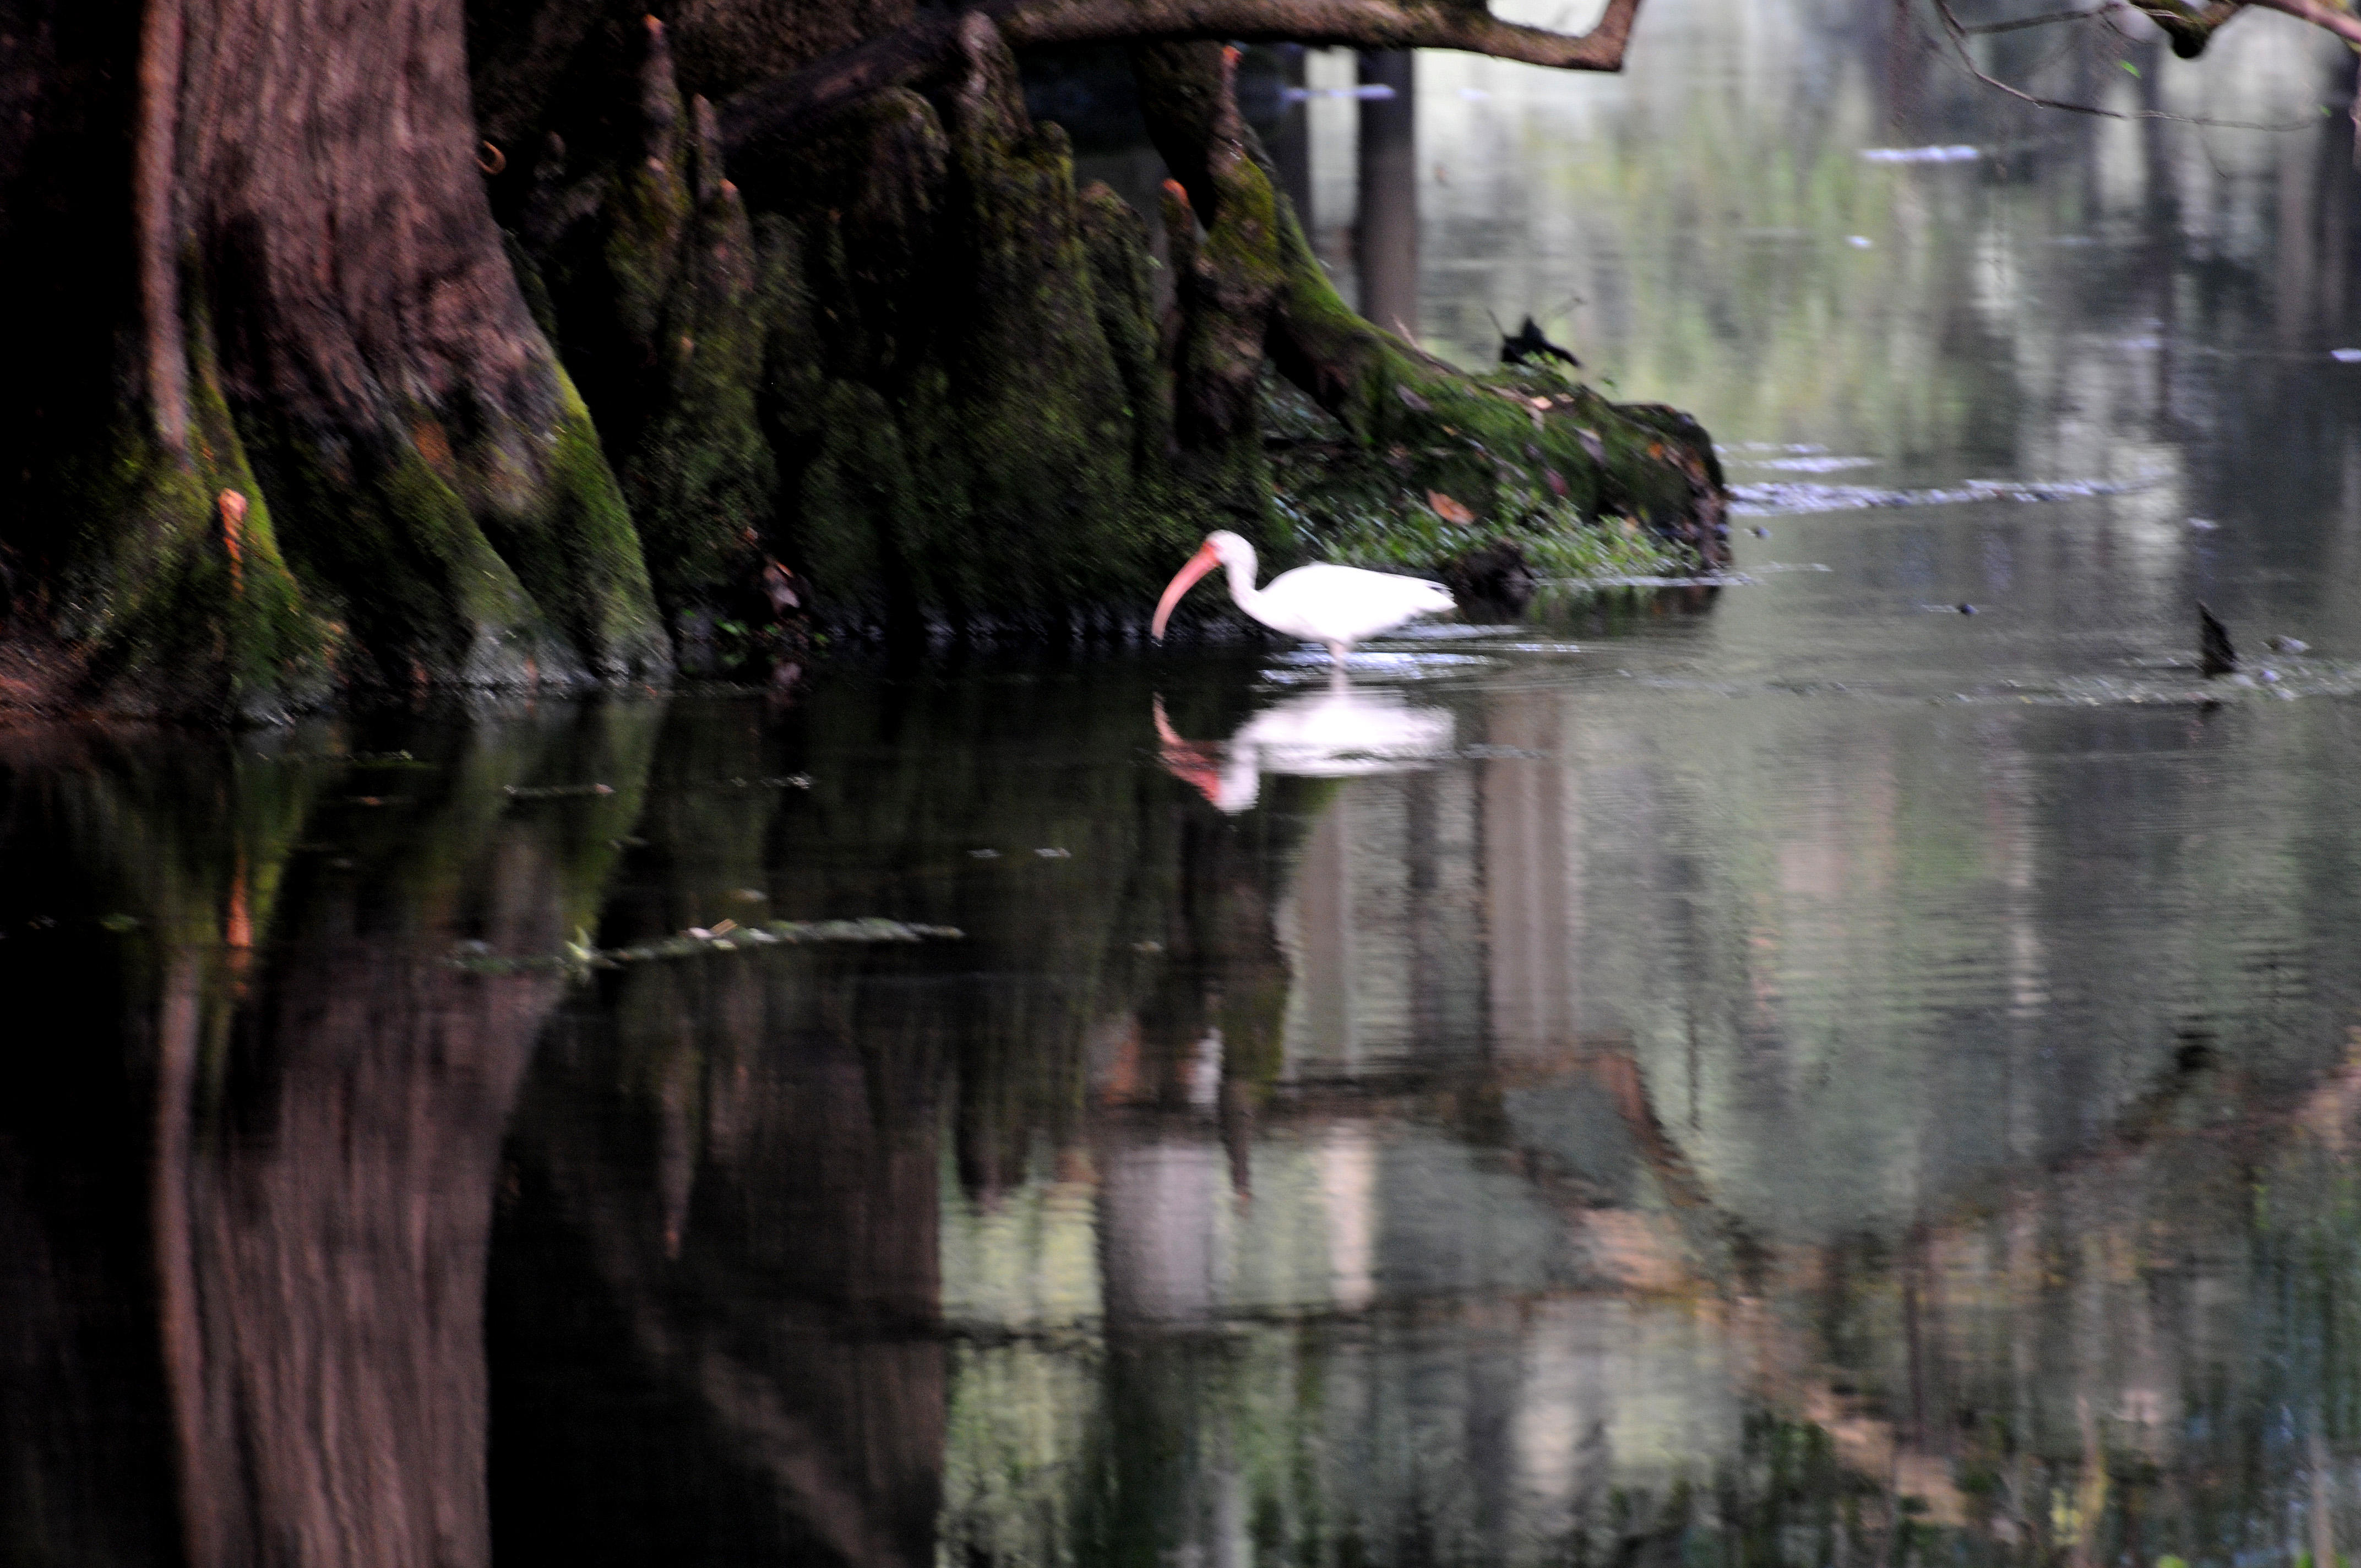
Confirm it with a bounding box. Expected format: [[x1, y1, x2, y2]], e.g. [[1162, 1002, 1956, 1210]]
[[16, 2, 2361, 1565]]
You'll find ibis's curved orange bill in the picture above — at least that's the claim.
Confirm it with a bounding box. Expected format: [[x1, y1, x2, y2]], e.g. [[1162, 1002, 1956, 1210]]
[[1150, 541, 1222, 642]]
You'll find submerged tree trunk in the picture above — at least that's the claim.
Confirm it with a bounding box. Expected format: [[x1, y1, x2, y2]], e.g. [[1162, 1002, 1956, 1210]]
[[0, 0, 1715, 718]]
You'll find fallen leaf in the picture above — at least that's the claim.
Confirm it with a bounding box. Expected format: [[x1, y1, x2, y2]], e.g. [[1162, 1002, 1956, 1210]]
[[1428, 491, 1476, 526]]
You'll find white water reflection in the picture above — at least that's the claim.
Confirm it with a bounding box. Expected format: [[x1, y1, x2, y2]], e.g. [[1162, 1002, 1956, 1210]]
[[1152, 680, 1456, 814]]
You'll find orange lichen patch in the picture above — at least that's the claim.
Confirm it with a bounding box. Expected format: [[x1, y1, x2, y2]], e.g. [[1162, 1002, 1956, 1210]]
[[216, 489, 247, 595], [409, 418, 454, 477]]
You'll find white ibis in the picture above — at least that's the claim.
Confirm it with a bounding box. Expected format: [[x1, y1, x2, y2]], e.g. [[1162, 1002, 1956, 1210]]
[[1151, 531, 1455, 665], [1154, 682, 1456, 814]]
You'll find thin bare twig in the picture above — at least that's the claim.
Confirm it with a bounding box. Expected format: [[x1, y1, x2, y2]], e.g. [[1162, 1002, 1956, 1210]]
[[1929, 0, 2319, 130], [1956, 4, 2115, 34]]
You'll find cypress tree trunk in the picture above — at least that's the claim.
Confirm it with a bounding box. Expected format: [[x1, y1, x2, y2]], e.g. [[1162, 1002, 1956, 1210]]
[[2, 0, 667, 718]]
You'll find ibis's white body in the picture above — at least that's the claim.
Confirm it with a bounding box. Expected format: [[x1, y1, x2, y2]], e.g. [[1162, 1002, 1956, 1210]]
[[1154, 531, 1455, 663], [1238, 561, 1456, 655]]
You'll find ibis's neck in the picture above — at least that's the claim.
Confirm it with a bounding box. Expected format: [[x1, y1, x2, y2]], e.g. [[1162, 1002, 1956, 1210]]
[[1221, 547, 1263, 613]]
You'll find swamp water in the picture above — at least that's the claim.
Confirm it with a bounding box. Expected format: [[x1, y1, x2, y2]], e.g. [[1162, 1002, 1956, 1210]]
[[15, 0, 2361, 1563]]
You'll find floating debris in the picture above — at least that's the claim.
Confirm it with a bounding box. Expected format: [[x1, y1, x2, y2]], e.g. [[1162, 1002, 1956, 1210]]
[[2189, 517, 2220, 531], [729, 888, 769, 902], [1033, 848, 1071, 859], [449, 917, 965, 975], [1732, 475, 2154, 515], [1846, 235, 1874, 249], [503, 782, 615, 799], [2333, 349, 2361, 363], [968, 848, 1001, 859], [1862, 144, 1979, 162]]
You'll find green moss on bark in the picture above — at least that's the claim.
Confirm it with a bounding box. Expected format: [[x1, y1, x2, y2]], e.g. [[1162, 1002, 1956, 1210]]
[[72, 317, 337, 721], [731, 26, 1212, 634], [1261, 198, 1726, 567], [481, 374, 674, 680], [620, 161, 779, 630]]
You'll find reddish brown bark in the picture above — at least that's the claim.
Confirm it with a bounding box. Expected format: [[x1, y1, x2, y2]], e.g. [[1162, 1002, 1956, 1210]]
[[157, 0, 545, 444]]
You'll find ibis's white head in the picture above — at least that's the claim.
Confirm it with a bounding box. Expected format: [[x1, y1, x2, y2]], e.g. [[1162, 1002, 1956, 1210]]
[[1151, 531, 1258, 642]]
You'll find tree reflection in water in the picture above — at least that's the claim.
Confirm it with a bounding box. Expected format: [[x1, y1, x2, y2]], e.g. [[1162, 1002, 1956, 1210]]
[[4, 667, 2361, 1568], [1, 704, 656, 1568]]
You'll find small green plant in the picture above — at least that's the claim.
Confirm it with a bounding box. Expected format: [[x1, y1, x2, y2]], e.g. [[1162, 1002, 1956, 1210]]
[[1284, 491, 1680, 581], [1263, 375, 1689, 585]]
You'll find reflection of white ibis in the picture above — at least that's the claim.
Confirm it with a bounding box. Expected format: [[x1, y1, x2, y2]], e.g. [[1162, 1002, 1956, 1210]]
[[1154, 679, 1456, 814], [1152, 531, 1455, 666]]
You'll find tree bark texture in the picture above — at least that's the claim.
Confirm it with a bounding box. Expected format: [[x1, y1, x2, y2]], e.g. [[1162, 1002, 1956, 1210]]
[[1, 0, 1714, 717]]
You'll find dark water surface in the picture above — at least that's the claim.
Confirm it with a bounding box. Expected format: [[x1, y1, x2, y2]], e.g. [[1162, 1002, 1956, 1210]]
[[18, 3, 2361, 1565]]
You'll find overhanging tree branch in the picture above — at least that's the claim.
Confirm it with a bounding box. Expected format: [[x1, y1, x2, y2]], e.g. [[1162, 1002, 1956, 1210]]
[[2242, 0, 2361, 48], [719, 0, 1645, 156]]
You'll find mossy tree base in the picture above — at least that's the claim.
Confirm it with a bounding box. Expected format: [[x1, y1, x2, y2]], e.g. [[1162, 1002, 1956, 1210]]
[[0, 0, 670, 722]]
